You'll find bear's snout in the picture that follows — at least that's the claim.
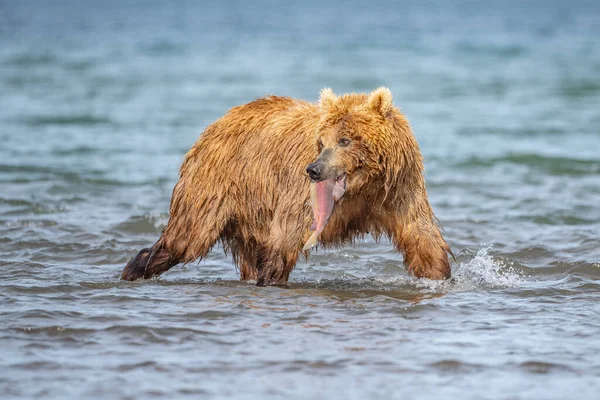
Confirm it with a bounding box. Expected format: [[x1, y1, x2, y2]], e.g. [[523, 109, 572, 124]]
[[306, 162, 323, 181]]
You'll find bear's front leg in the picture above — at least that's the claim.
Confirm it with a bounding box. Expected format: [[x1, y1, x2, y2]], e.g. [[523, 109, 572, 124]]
[[391, 218, 452, 280]]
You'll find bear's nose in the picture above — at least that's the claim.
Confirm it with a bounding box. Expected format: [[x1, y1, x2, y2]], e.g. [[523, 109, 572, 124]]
[[306, 163, 323, 181]]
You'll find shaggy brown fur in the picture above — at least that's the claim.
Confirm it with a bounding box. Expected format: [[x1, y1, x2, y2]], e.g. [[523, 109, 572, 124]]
[[121, 88, 452, 285]]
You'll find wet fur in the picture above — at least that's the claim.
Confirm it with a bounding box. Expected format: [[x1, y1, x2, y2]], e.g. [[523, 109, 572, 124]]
[[121, 88, 452, 284]]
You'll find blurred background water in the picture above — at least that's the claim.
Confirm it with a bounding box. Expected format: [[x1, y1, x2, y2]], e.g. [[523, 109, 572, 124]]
[[1, 0, 600, 398]]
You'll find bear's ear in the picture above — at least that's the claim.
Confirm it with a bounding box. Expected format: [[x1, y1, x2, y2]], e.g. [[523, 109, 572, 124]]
[[366, 87, 393, 116], [319, 88, 338, 111]]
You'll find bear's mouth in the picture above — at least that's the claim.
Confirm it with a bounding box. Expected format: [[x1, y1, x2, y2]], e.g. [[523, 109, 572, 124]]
[[302, 173, 347, 250]]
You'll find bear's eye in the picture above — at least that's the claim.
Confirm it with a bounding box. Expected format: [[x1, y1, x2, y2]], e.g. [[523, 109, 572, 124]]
[[338, 137, 351, 147], [317, 139, 324, 152]]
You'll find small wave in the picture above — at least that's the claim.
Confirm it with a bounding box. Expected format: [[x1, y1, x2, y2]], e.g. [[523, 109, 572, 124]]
[[519, 360, 575, 374], [21, 114, 113, 127], [558, 78, 600, 99], [454, 153, 600, 176], [455, 42, 527, 59], [2, 219, 58, 227], [535, 260, 600, 279], [4, 53, 57, 67], [1, 196, 85, 217], [293, 276, 412, 292], [429, 359, 483, 373], [138, 40, 188, 56], [0, 197, 71, 216], [524, 214, 598, 226], [114, 213, 169, 234], [50, 146, 97, 156], [5, 203, 69, 216], [458, 126, 566, 137]]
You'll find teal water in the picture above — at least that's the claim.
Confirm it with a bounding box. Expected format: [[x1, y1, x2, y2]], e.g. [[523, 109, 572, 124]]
[[1, 1, 600, 399]]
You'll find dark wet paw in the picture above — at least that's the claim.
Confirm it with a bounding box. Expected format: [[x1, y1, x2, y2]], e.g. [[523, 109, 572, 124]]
[[120, 248, 151, 281]]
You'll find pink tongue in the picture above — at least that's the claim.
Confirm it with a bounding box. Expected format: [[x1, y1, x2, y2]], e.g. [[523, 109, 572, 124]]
[[304, 179, 341, 251], [312, 179, 335, 232]]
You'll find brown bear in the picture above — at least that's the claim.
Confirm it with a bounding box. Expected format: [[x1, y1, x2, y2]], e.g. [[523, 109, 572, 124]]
[[121, 87, 452, 285]]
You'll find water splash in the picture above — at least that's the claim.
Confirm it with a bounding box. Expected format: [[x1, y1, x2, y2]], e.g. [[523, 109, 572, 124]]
[[293, 246, 526, 294], [415, 245, 525, 292]]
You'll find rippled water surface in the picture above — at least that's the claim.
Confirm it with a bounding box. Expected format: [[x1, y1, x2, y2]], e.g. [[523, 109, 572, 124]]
[[2, 0, 600, 398]]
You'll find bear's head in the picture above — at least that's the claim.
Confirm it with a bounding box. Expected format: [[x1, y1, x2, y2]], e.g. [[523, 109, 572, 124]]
[[306, 87, 419, 204]]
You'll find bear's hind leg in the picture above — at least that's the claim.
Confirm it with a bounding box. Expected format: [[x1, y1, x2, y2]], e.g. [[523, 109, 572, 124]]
[[121, 240, 177, 281], [121, 180, 231, 281], [255, 246, 298, 286], [237, 245, 259, 281], [121, 247, 152, 280]]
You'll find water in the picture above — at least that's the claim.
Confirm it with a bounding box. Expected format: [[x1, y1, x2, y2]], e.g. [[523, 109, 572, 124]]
[[1, 0, 600, 398]]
